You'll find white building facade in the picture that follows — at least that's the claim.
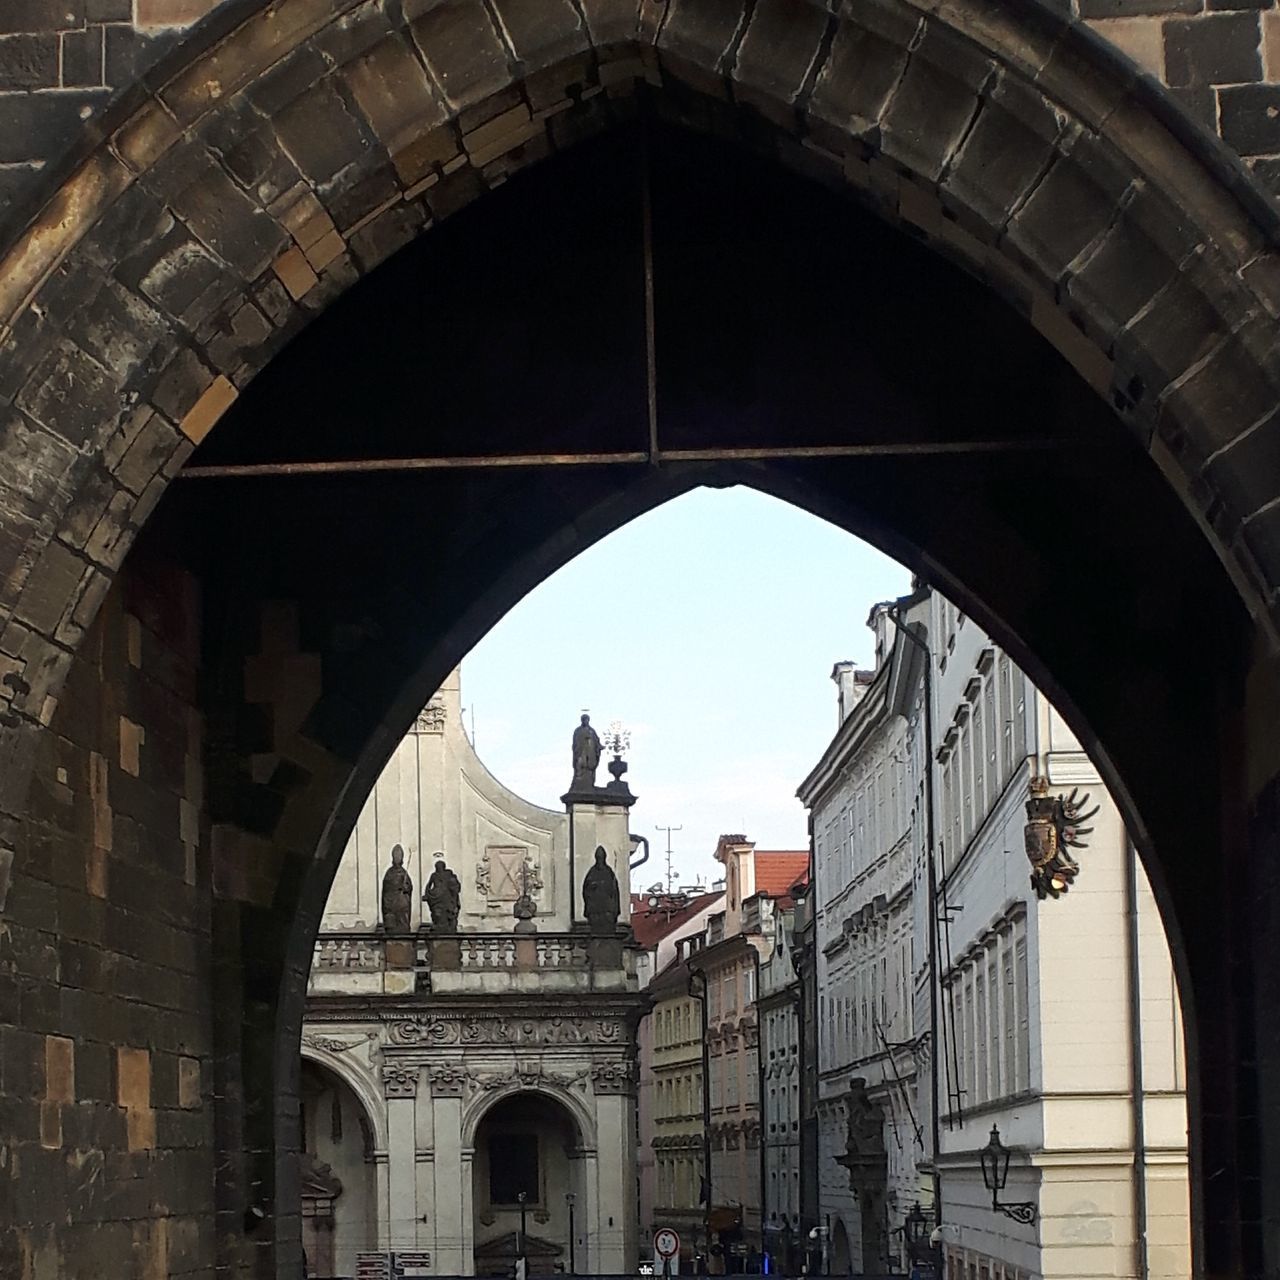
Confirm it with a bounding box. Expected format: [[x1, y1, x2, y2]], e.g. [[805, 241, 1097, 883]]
[[301, 670, 645, 1278], [758, 895, 804, 1271], [925, 595, 1189, 1280], [798, 589, 1190, 1280], [798, 598, 930, 1275]]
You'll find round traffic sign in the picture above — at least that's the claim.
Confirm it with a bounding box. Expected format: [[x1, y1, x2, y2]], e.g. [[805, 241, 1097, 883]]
[[654, 1228, 681, 1259]]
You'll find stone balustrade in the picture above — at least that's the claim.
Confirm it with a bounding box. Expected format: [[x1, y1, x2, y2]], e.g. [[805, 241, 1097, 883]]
[[428, 932, 636, 997], [307, 930, 636, 998]]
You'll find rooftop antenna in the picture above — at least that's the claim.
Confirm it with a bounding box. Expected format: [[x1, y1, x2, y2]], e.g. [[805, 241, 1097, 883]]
[[656, 824, 682, 894]]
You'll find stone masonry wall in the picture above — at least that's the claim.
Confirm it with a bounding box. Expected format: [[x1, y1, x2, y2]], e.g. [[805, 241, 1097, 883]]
[[5, 0, 1280, 226], [0, 545, 216, 1278]]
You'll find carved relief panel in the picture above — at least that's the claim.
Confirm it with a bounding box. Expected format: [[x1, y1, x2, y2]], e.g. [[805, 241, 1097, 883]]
[[476, 845, 542, 908]]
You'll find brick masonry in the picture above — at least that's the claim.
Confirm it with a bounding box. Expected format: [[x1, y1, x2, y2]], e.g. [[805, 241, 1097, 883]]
[[6, 0, 1280, 224], [1, 543, 217, 1277]]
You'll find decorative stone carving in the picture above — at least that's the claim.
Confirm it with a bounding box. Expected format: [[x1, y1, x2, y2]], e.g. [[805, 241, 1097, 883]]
[[382, 1064, 420, 1099], [477, 846, 542, 903], [591, 1061, 635, 1095], [414, 699, 446, 733], [302, 1033, 362, 1054], [388, 1013, 624, 1047], [473, 1066, 589, 1093], [428, 1065, 468, 1098], [389, 1016, 457, 1045]]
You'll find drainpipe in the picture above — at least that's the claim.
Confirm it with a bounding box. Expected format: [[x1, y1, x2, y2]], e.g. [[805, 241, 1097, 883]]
[[888, 605, 943, 1228], [1125, 838, 1150, 1280], [631, 833, 651, 871], [689, 967, 713, 1259], [753, 947, 767, 1260]]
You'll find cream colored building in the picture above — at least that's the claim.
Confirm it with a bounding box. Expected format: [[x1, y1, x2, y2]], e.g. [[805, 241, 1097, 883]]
[[798, 592, 1190, 1280], [301, 670, 645, 1278], [647, 940, 713, 1262], [796, 598, 928, 1274], [926, 595, 1189, 1280]]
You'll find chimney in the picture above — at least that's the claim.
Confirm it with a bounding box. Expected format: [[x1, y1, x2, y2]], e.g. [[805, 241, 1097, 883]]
[[831, 662, 874, 724], [867, 602, 898, 670]]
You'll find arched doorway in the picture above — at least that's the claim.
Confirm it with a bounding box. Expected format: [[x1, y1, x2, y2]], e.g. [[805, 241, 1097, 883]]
[[299, 1060, 378, 1278], [829, 1219, 852, 1277], [472, 1092, 585, 1278], [0, 4, 1279, 1276]]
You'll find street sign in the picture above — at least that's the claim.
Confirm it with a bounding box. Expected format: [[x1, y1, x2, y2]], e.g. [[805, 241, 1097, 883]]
[[654, 1228, 681, 1260]]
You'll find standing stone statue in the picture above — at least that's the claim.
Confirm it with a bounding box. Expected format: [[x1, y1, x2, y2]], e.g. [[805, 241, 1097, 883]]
[[571, 714, 602, 790], [381, 844, 413, 932], [582, 846, 620, 934], [423, 856, 462, 932]]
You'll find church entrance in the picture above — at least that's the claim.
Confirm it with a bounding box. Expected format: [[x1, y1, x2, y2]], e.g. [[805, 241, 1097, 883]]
[[473, 1093, 585, 1278]]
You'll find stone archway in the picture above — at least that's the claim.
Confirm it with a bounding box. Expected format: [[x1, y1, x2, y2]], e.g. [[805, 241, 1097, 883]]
[[299, 1059, 379, 1279], [0, 5, 1279, 1280], [830, 1218, 853, 1277], [471, 1091, 588, 1278]]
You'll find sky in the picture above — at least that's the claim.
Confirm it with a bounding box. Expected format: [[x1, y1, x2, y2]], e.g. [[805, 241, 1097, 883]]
[[461, 486, 912, 891]]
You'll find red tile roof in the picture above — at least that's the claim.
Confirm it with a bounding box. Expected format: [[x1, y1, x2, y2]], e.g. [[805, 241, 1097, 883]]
[[753, 851, 810, 901], [629, 890, 724, 948]]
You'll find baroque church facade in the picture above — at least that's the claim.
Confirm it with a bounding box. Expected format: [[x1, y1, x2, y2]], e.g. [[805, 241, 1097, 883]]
[[300, 670, 645, 1278]]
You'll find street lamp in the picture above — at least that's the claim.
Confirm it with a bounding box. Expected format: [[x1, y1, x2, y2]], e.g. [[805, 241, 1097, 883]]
[[978, 1126, 1037, 1225], [517, 1190, 528, 1276], [807, 1221, 829, 1276], [565, 1192, 576, 1274], [904, 1203, 928, 1249]]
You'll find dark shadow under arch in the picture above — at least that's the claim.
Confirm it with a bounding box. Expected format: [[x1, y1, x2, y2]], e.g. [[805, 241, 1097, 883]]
[[137, 121, 1258, 1275]]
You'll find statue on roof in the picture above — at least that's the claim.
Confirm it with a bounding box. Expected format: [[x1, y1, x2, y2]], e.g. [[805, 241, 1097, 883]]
[[424, 856, 462, 931], [571, 713, 602, 790], [582, 846, 620, 934], [381, 844, 413, 932]]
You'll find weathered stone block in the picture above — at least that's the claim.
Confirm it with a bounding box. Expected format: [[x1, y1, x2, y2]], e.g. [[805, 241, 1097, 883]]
[[45, 1034, 75, 1102], [1005, 130, 1133, 284], [491, 0, 584, 72], [15, 338, 121, 452], [734, 0, 829, 108], [0, 0, 86, 35], [808, 5, 916, 136], [409, 0, 512, 110], [61, 27, 105, 88], [344, 30, 448, 158], [0, 33, 58, 89], [942, 73, 1063, 234], [1220, 81, 1280, 154], [1164, 12, 1262, 88]]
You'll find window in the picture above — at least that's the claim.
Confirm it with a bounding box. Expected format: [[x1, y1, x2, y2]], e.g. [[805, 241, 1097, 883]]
[[974, 971, 987, 1105], [963, 977, 975, 1106], [998, 652, 1014, 781], [745, 966, 755, 1005], [972, 697, 986, 821], [1015, 935, 1030, 1093], [984, 678, 998, 786], [1002, 937, 1016, 1099], [490, 1134, 538, 1205], [960, 724, 974, 845], [1012, 667, 1029, 767]]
